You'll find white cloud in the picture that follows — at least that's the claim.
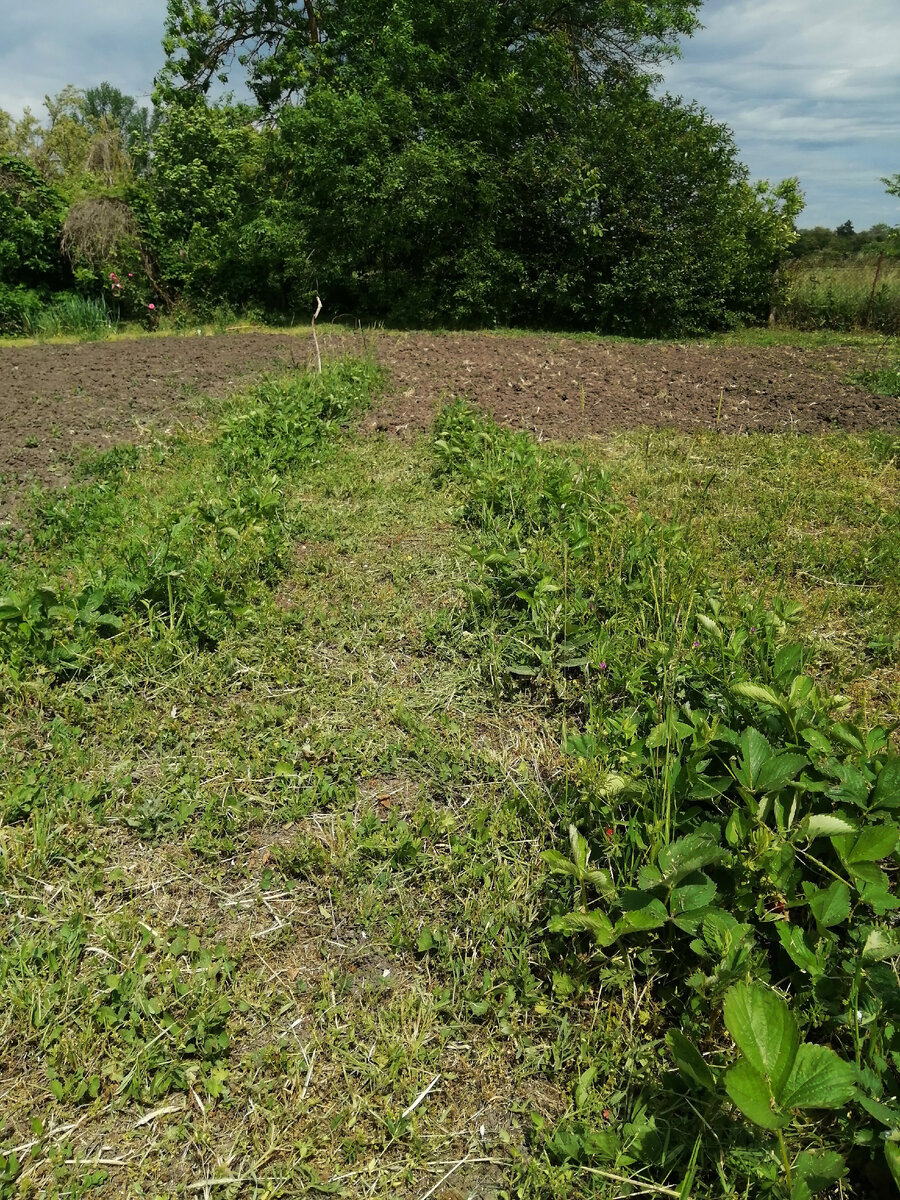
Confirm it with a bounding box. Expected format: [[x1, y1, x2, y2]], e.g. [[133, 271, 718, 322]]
[[0, 0, 164, 117], [662, 0, 900, 226]]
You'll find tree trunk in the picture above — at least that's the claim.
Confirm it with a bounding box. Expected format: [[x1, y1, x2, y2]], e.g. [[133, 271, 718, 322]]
[[303, 1, 319, 44]]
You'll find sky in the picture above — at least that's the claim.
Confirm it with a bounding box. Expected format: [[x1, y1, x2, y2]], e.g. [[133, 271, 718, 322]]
[[662, 0, 900, 228], [0, 0, 897, 230]]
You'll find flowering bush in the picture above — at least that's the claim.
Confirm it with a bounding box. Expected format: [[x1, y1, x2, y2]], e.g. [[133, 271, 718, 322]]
[[103, 267, 157, 326]]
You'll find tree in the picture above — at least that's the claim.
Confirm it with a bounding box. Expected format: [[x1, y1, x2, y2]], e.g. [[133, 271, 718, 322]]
[[835, 219, 855, 238], [81, 83, 159, 155], [151, 0, 800, 332], [0, 109, 13, 153], [0, 107, 43, 162], [880, 176, 900, 257], [0, 154, 68, 287], [793, 226, 840, 257], [158, 0, 703, 110], [136, 101, 280, 312], [0, 86, 155, 197], [36, 87, 94, 186]]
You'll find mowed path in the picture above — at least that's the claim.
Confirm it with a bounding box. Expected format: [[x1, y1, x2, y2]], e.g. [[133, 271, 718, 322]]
[[1, 329, 897, 515]]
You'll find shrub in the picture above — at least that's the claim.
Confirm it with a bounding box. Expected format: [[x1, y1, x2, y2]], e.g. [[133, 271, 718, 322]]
[[0, 284, 45, 335], [0, 154, 68, 290]]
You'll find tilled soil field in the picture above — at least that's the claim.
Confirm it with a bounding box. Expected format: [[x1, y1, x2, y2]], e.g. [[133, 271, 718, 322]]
[[1, 329, 897, 517]]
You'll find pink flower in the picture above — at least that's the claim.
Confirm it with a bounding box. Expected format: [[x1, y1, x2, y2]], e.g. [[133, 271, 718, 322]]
[[128, 273, 133, 278], [148, 303, 156, 311], [110, 272, 117, 280]]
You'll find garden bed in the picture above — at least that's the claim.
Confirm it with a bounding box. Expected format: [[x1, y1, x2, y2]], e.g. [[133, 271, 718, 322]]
[[1, 330, 897, 520]]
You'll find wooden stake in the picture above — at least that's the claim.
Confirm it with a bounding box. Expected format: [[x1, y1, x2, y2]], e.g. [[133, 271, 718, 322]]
[[312, 293, 323, 373], [866, 252, 885, 328]]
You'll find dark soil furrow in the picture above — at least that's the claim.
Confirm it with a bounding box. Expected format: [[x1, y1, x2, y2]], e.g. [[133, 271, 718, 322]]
[[1, 330, 897, 519]]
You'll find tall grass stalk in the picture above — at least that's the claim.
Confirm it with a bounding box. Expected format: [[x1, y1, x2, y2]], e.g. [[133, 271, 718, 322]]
[[30, 295, 117, 341], [780, 258, 900, 333]]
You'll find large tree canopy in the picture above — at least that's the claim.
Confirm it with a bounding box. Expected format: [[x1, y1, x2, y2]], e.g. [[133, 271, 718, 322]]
[[147, 0, 803, 333], [159, 0, 702, 108], [0, 3, 812, 334]]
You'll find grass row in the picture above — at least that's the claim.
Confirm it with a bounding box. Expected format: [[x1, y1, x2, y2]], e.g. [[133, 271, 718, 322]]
[[431, 402, 900, 1195], [0, 361, 898, 1197]]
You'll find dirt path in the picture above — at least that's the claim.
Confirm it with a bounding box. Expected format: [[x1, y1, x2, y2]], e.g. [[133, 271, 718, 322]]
[[1, 329, 897, 518]]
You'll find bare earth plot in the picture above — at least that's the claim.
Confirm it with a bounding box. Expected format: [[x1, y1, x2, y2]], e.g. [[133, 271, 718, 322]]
[[0, 330, 898, 518]]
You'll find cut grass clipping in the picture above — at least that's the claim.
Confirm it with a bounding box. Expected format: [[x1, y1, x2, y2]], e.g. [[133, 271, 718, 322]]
[[1, 360, 899, 1198]]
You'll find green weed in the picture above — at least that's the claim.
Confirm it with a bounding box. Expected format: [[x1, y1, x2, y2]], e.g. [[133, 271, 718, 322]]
[[29, 295, 118, 341], [431, 401, 900, 1196], [1, 364, 898, 1197], [853, 363, 900, 398], [780, 260, 900, 334], [0, 360, 379, 677]]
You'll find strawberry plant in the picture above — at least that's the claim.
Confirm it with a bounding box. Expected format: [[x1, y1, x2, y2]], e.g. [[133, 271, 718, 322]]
[[671, 982, 856, 1198]]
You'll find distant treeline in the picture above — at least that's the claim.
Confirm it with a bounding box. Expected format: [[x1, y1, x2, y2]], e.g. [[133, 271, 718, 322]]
[[793, 221, 899, 261]]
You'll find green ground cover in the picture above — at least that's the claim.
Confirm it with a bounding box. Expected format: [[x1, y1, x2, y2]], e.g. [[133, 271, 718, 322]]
[[0, 319, 894, 353], [1, 360, 899, 1198], [780, 262, 900, 336]]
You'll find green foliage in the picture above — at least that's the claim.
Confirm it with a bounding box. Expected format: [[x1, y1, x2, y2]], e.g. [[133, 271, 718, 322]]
[[853, 362, 900, 397], [0, 360, 379, 677], [0, 85, 161, 335], [431, 401, 900, 1195], [0, 5, 810, 332], [780, 259, 900, 334], [81, 82, 159, 158], [793, 222, 898, 261], [723, 983, 855, 1128], [0, 288, 119, 340], [0, 357, 897, 1195], [782, 175, 899, 332], [1, 84, 156, 198], [159, 0, 704, 108], [135, 100, 297, 315], [149, 0, 801, 333], [0, 283, 45, 335], [670, 983, 856, 1194], [31, 292, 117, 339], [3, 916, 233, 1104], [0, 154, 68, 291], [268, 62, 802, 331]]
